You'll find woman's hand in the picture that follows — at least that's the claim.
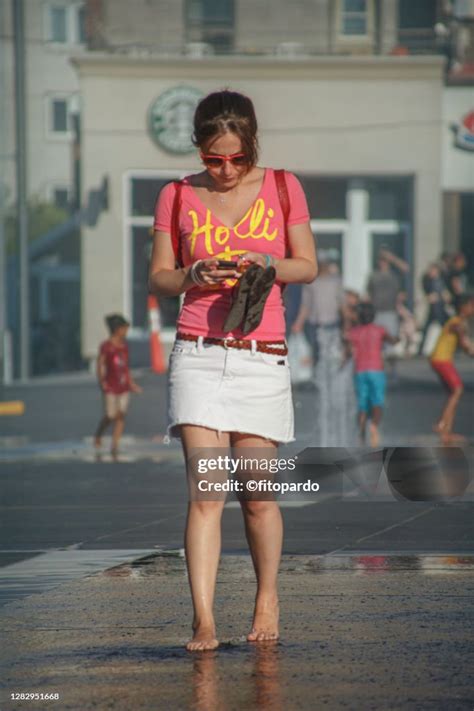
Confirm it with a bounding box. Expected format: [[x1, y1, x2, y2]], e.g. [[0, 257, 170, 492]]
[[191, 258, 242, 287], [239, 252, 273, 269]]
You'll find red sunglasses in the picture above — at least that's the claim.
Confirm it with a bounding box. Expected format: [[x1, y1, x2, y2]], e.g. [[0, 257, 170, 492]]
[[200, 152, 248, 168]]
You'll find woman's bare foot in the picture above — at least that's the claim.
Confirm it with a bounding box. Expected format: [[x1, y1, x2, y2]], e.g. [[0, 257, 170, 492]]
[[247, 595, 279, 642], [186, 624, 219, 652]]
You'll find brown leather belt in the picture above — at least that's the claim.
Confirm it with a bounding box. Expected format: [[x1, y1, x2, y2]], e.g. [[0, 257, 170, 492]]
[[176, 332, 288, 356]]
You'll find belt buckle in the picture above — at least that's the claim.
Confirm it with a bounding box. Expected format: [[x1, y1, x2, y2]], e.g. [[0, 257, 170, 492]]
[[222, 337, 231, 350]]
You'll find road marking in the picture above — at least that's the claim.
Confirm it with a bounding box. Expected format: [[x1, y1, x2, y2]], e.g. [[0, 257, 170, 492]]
[[326, 506, 436, 556], [90, 512, 188, 543]]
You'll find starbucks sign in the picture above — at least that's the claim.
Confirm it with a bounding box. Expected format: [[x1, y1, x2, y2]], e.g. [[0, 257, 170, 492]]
[[149, 86, 204, 154]]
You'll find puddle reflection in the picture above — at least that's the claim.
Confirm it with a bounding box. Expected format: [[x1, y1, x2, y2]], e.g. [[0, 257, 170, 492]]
[[192, 643, 283, 711], [192, 652, 220, 711], [303, 554, 474, 575]]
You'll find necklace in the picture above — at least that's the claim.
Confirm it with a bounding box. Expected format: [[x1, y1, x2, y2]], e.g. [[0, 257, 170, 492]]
[[207, 175, 240, 205]]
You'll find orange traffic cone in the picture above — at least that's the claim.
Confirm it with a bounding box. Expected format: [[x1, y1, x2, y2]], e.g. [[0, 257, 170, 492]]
[[147, 294, 167, 373]]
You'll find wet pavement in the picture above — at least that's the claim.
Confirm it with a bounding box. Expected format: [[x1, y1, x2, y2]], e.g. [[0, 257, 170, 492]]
[[1, 553, 473, 710], [1, 357, 473, 451], [1, 358, 473, 709]]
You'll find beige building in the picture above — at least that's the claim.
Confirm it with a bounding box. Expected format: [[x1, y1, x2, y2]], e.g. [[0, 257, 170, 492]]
[[442, 86, 474, 255], [1, 0, 86, 206], [2, 0, 472, 377], [73, 53, 444, 362], [86, 0, 399, 56]]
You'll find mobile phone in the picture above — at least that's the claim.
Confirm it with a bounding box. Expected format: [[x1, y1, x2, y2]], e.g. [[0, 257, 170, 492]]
[[217, 260, 238, 269]]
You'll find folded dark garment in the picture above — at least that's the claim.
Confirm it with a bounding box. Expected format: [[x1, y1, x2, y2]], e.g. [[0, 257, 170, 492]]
[[223, 263, 262, 333], [241, 266, 276, 335]]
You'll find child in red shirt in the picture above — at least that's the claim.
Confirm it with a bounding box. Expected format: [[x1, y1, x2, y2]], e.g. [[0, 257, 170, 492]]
[[94, 314, 142, 459], [345, 302, 398, 447]]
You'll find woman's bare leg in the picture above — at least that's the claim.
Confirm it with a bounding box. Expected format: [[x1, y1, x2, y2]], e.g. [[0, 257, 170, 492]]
[[232, 433, 282, 642], [181, 425, 230, 651]]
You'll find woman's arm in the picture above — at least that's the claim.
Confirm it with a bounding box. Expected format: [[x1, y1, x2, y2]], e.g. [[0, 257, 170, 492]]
[[148, 230, 194, 297], [148, 230, 240, 297], [241, 222, 318, 284]]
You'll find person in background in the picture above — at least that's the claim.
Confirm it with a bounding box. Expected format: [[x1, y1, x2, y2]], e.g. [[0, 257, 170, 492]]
[[342, 289, 360, 332], [367, 248, 409, 379], [292, 260, 356, 446], [284, 283, 303, 339], [94, 314, 142, 459], [446, 252, 468, 298], [438, 252, 452, 281], [430, 294, 474, 445], [344, 302, 398, 448], [291, 259, 344, 368], [396, 291, 417, 356], [418, 262, 451, 355]]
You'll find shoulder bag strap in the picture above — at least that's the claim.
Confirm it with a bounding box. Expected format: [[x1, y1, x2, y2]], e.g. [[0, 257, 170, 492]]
[[274, 169, 290, 255], [170, 180, 183, 267]]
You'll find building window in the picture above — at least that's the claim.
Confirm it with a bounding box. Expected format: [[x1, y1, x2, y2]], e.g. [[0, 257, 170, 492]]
[[47, 3, 86, 45], [46, 95, 76, 137], [77, 5, 87, 43], [340, 0, 368, 36], [398, 0, 438, 54], [127, 173, 187, 333], [185, 0, 234, 53], [53, 187, 70, 210], [51, 99, 68, 132], [45, 185, 71, 210], [50, 6, 67, 42]]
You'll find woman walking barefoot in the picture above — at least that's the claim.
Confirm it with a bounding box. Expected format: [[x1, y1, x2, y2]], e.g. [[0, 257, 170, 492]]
[[149, 90, 317, 651]]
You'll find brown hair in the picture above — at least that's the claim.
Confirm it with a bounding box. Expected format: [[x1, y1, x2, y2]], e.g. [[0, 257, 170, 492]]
[[192, 90, 259, 168]]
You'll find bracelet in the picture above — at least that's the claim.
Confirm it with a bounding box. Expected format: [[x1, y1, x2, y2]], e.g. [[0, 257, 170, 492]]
[[264, 254, 275, 269], [189, 260, 205, 286]]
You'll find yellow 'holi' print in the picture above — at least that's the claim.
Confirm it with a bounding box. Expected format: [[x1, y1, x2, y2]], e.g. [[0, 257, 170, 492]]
[[187, 199, 278, 259]]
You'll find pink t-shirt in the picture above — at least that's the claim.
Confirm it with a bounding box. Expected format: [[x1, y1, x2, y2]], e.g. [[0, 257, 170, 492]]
[[153, 169, 310, 340], [347, 324, 387, 373]]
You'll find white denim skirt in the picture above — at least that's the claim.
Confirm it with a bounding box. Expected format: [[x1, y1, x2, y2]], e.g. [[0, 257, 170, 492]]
[[167, 337, 294, 443]]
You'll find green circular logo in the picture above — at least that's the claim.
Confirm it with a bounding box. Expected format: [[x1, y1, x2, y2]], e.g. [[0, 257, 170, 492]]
[[149, 86, 204, 154]]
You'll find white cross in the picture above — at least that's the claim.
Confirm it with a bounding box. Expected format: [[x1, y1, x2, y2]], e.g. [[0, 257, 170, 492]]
[[310, 183, 402, 295]]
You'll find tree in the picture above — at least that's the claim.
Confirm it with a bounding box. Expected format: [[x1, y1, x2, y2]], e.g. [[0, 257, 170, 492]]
[[4, 197, 69, 255]]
